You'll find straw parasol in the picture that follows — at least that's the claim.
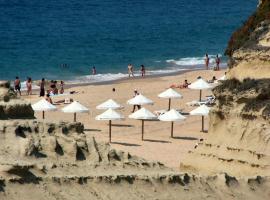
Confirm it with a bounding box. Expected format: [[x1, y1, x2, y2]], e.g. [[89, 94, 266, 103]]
[[158, 88, 182, 110], [158, 109, 186, 138], [62, 101, 89, 122], [218, 75, 226, 81], [127, 94, 154, 106], [96, 99, 123, 110], [188, 78, 212, 101], [95, 109, 124, 143], [129, 107, 157, 140], [31, 99, 57, 119], [190, 104, 210, 132]]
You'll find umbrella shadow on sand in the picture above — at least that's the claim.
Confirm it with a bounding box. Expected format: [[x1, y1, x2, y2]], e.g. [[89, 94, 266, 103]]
[[143, 139, 171, 143], [171, 136, 198, 141], [111, 142, 141, 147], [84, 128, 101, 132], [111, 124, 134, 127]]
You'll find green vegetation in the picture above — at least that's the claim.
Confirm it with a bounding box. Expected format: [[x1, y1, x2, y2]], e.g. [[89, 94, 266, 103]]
[[225, 0, 270, 56]]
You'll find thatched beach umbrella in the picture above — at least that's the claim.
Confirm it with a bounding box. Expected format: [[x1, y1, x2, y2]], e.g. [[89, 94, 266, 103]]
[[129, 107, 157, 141], [62, 101, 89, 122], [190, 104, 210, 132], [188, 78, 212, 101], [158, 88, 182, 110], [31, 99, 57, 119], [218, 75, 226, 81], [127, 94, 154, 106], [95, 109, 124, 143], [96, 99, 123, 110], [158, 109, 186, 138]]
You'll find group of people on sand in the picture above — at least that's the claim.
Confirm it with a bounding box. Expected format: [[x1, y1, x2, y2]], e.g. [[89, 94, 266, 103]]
[[128, 64, 146, 78], [14, 76, 33, 96], [204, 54, 221, 71], [13, 77, 65, 97]]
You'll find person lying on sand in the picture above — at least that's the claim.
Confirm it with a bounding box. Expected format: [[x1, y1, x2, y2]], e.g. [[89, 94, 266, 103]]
[[207, 76, 217, 83], [54, 98, 74, 104], [170, 79, 190, 89]]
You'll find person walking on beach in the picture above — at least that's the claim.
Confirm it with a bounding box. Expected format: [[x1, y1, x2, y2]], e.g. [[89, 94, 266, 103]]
[[132, 89, 141, 113], [92, 66, 97, 75], [140, 65, 145, 77], [215, 55, 221, 71], [205, 54, 210, 70], [128, 64, 134, 77], [26, 77, 32, 95], [40, 78, 45, 97], [14, 76, 21, 96], [60, 80, 64, 94]]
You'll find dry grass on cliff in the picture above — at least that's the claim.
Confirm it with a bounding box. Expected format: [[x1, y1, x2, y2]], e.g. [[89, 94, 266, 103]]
[[225, 0, 270, 56], [214, 78, 270, 118]]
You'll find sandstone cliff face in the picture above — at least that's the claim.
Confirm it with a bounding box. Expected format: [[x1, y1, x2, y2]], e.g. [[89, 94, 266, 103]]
[[226, 0, 270, 80], [181, 79, 270, 177], [181, 0, 270, 177]]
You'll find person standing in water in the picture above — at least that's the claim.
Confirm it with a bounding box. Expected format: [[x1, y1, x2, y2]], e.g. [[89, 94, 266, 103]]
[[140, 65, 145, 77], [40, 78, 45, 97], [14, 76, 21, 96], [128, 64, 134, 77], [215, 55, 221, 71], [92, 66, 97, 75], [205, 54, 210, 70]]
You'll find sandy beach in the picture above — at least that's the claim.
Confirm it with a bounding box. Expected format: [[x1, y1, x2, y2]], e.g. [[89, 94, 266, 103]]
[[23, 69, 225, 169]]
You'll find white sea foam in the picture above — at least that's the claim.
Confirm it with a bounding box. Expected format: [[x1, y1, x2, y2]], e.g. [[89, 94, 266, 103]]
[[67, 68, 189, 85], [166, 54, 222, 66], [66, 54, 225, 85]]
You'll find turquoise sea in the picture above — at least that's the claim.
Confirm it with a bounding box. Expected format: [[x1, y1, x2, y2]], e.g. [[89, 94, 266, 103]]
[[0, 0, 257, 83]]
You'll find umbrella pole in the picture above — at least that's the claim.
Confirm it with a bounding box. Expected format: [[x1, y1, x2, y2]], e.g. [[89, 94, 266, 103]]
[[199, 90, 202, 101], [74, 113, 76, 122], [42, 111, 45, 119], [171, 121, 174, 138], [109, 120, 112, 143], [168, 98, 171, 110], [141, 120, 144, 141], [201, 116, 204, 132]]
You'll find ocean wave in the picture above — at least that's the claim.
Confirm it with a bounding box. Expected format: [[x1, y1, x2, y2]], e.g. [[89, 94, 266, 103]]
[[66, 68, 190, 85], [166, 55, 222, 66]]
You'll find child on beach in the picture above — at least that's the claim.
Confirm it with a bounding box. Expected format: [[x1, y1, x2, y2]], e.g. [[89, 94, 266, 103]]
[[132, 90, 141, 113], [140, 65, 145, 77], [14, 76, 21, 96], [128, 64, 134, 77], [60, 81, 64, 94], [45, 94, 53, 104], [26, 77, 32, 95]]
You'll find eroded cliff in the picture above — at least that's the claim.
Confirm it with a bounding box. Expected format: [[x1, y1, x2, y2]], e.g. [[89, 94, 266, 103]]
[[226, 0, 270, 80]]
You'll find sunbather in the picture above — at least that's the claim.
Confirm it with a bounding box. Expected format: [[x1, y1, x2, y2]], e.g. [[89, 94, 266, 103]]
[[170, 79, 190, 89]]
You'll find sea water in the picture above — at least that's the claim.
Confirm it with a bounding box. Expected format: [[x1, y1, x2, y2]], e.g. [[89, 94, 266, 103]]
[[0, 0, 257, 83]]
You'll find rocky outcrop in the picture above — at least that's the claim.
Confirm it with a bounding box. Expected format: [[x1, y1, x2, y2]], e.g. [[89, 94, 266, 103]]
[[225, 0, 270, 80], [181, 79, 270, 177], [0, 81, 34, 119], [0, 120, 270, 200]]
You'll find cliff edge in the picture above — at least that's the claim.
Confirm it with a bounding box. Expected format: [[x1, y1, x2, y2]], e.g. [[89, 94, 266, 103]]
[[225, 0, 270, 80]]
